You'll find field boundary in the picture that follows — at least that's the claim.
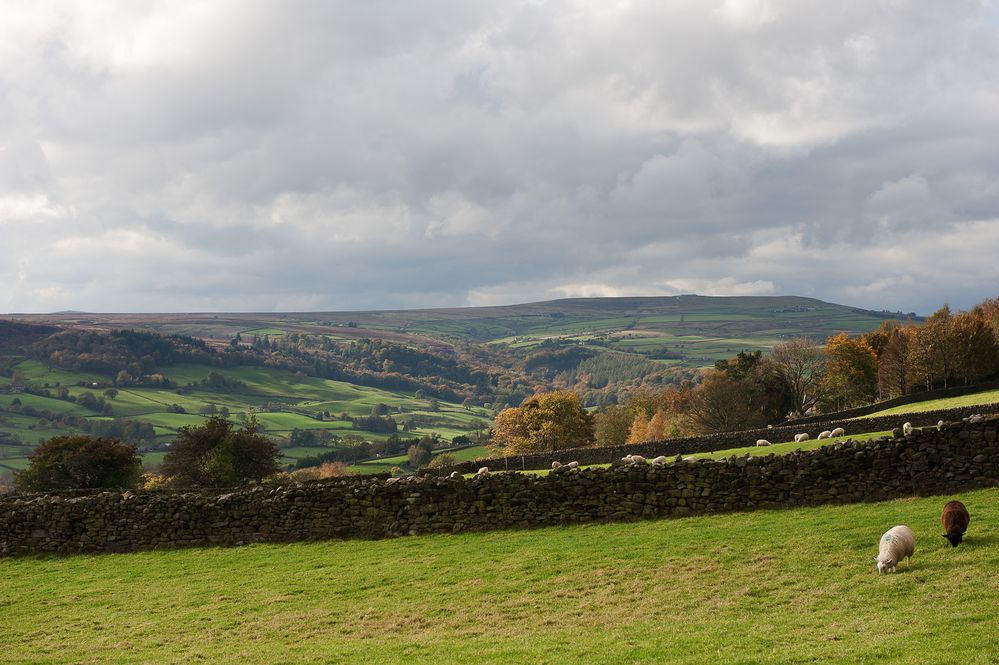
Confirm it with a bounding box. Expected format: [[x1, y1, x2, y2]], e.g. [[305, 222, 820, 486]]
[[3, 413, 997, 557]]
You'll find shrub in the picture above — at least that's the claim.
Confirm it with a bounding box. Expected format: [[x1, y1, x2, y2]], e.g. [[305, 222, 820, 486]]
[[14, 435, 142, 491], [161, 416, 281, 487], [426, 453, 457, 469], [407, 444, 432, 468]]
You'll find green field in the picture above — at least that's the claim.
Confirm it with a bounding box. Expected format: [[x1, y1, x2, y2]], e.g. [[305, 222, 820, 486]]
[[1, 488, 995, 663], [0, 360, 493, 474], [859, 389, 999, 418], [348, 444, 490, 475]]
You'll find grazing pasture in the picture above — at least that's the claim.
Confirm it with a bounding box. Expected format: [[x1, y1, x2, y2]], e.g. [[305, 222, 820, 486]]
[[1, 488, 995, 663]]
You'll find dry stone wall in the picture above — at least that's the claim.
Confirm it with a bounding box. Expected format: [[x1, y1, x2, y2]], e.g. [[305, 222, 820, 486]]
[[2, 415, 998, 557]]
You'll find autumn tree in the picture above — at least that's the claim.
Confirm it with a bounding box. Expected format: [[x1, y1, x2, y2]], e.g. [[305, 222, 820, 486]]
[[820, 333, 877, 410], [625, 412, 649, 444], [490, 390, 595, 455], [950, 310, 999, 384], [769, 338, 826, 416]]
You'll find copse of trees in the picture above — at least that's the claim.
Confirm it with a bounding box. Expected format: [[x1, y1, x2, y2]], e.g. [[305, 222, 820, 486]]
[[597, 296, 999, 444], [161, 416, 281, 487], [14, 435, 142, 491]]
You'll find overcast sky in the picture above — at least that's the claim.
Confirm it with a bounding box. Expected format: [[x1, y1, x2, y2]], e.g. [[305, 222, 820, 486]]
[[2, 1, 998, 315]]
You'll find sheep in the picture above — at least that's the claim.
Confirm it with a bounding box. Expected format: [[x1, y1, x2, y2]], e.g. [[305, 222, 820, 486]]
[[629, 455, 647, 464], [875, 525, 916, 574], [902, 422, 913, 436], [449, 471, 461, 479], [937, 420, 945, 428], [794, 433, 810, 443], [830, 427, 846, 438], [756, 439, 771, 447], [567, 461, 579, 469], [551, 461, 562, 470], [651, 455, 668, 466], [475, 467, 490, 477], [817, 430, 832, 440], [941, 500, 970, 547]]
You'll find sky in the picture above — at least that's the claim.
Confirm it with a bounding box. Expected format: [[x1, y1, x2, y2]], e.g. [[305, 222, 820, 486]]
[[2, 0, 999, 315]]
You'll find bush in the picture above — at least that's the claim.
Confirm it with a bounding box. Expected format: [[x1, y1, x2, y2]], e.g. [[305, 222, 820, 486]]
[[14, 435, 142, 491], [161, 416, 281, 487], [426, 453, 456, 469], [407, 444, 432, 468]]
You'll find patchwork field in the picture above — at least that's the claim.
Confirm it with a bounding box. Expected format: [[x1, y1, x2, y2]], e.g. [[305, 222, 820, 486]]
[[0, 359, 492, 474], [1, 488, 995, 663]]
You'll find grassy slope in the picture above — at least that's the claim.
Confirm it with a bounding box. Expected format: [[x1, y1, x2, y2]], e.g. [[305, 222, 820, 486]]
[[858, 389, 999, 418], [1, 488, 996, 664], [347, 444, 490, 475]]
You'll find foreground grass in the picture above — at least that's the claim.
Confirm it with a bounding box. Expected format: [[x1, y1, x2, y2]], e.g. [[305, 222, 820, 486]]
[[2, 489, 997, 664]]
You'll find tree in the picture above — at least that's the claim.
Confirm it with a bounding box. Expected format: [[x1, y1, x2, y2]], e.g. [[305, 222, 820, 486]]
[[769, 338, 826, 416], [161, 416, 281, 487], [950, 310, 999, 385], [407, 444, 432, 468], [490, 390, 595, 455], [820, 334, 877, 411], [15, 435, 142, 491], [864, 321, 912, 399], [594, 406, 634, 447], [686, 370, 764, 433], [625, 412, 649, 444]]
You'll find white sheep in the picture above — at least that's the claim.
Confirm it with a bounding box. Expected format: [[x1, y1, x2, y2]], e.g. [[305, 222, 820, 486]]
[[629, 455, 647, 464], [551, 461, 562, 469], [830, 427, 846, 438], [937, 420, 944, 428], [651, 455, 668, 465], [794, 433, 810, 443], [621, 455, 634, 463], [449, 471, 461, 479], [567, 461, 579, 469], [756, 439, 771, 447], [476, 467, 490, 477], [817, 430, 832, 440], [902, 422, 913, 436], [875, 525, 916, 574]]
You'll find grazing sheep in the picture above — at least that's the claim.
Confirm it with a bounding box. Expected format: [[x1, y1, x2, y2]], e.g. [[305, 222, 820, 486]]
[[794, 433, 810, 443], [941, 500, 970, 547], [902, 422, 913, 436], [818, 430, 832, 440], [621, 455, 634, 463], [651, 455, 668, 466], [476, 467, 490, 477], [756, 439, 771, 447], [551, 461, 562, 469], [629, 455, 647, 464], [567, 461, 579, 469], [937, 420, 945, 428], [449, 471, 461, 479], [875, 525, 916, 574], [830, 427, 846, 438]]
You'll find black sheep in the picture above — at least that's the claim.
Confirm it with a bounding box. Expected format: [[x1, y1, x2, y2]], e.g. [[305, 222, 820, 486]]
[[941, 500, 970, 547]]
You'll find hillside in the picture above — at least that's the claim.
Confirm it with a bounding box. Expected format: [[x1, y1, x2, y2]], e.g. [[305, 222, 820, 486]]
[[0, 295, 907, 474], [1, 488, 995, 663]]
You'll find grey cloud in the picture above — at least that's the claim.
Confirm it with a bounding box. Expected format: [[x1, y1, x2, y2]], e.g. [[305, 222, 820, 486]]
[[1, 1, 998, 315]]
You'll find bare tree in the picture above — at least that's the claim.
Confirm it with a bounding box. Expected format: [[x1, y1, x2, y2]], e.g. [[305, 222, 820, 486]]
[[768, 338, 826, 417]]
